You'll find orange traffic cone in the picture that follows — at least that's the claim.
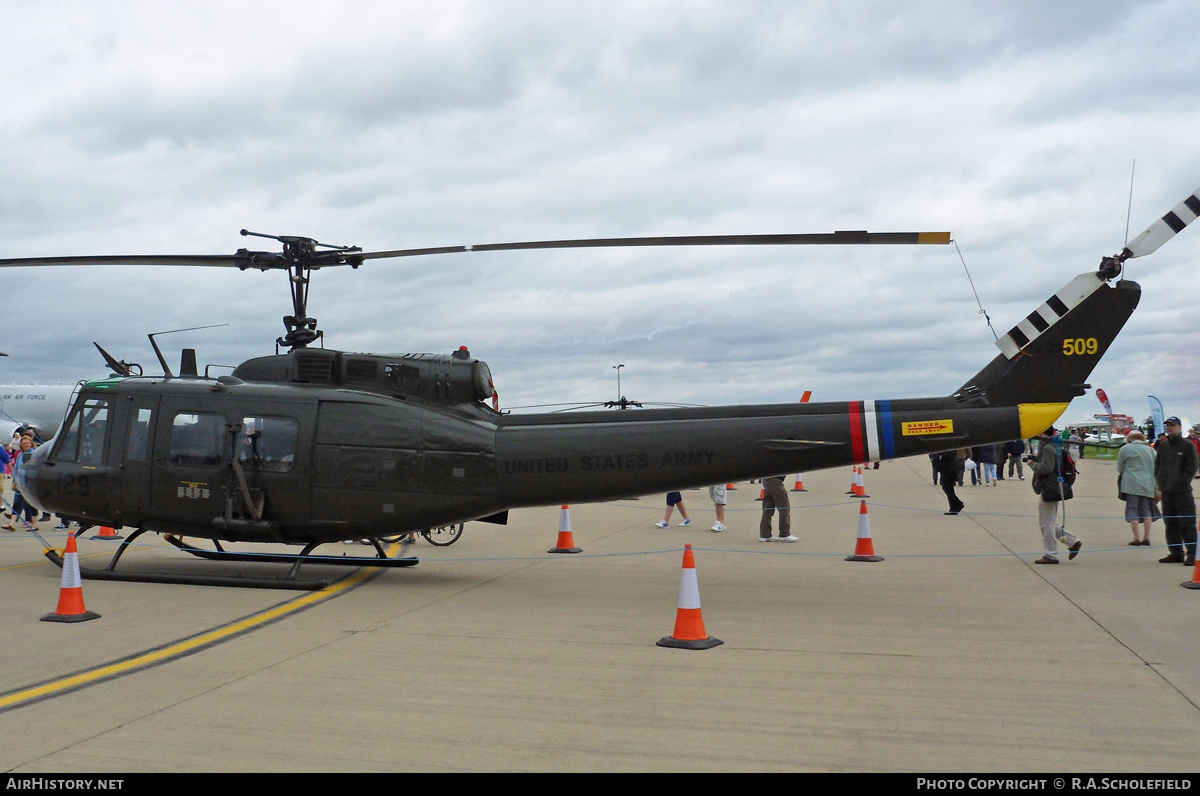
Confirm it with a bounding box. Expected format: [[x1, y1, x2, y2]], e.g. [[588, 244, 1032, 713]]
[[548, 505, 582, 554], [1182, 558, 1200, 590], [755, 486, 765, 501], [846, 466, 858, 495], [846, 500, 884, 562], [92, 525, 123, 541], [854, 467, 870, 498], [791, 473, 806, 492], [726, 483, 737, 490], [41, 532, 100, 623], [657, 544, 722, 649]]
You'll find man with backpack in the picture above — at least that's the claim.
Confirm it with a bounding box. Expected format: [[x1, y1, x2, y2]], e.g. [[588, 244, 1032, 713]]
[[1029, 426, 1083, 565]]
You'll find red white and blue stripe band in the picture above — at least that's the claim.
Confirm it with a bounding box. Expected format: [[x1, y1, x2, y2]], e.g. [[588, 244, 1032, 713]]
[[848, 400, 896, 463]]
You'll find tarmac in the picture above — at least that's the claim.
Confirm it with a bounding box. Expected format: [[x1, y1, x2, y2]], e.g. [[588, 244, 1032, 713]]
[[1, 456, 1198, 772]]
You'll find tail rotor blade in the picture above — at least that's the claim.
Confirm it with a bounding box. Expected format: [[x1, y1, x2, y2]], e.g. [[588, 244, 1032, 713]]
[[1122, 186, 1200, 260]]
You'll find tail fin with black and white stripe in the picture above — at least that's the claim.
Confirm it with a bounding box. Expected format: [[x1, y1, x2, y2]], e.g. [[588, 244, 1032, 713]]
[[956, 184, 1200, 413]]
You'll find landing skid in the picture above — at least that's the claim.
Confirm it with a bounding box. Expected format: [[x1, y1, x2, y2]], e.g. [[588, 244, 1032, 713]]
[[42, 528, 419, 591]]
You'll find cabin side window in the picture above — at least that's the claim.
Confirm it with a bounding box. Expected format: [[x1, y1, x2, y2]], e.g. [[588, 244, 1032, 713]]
[[53, 399, 109, 465], [170, 413, 225, 466], [237, 416, 299, 472], [126, 408, 153, 462]]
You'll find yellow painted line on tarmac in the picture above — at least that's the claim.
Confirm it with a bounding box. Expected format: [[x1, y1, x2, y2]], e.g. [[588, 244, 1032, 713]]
[[0, 559, 51, 572], [0, 551, 391, 713]]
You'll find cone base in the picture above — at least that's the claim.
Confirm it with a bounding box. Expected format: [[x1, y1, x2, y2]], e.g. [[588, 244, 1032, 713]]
[[41, 610, 100, 623], [92, 533, 124, 541], [1181, 580, 1200, 590], [547, 547, 582, 554], [657, 635, 723, 650], [790, 488, 807, 492], [845, 554, 884, 562]]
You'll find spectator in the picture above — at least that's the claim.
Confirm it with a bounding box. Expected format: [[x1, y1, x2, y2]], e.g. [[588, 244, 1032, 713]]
[[1117, 430, 1159, 546]]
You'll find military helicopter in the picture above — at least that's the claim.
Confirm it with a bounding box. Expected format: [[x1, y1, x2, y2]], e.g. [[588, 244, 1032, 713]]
[[4, 185, 1197, 589]]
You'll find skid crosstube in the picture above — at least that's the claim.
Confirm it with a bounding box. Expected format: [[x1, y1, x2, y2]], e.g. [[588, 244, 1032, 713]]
[[42, 530, 418, 591]]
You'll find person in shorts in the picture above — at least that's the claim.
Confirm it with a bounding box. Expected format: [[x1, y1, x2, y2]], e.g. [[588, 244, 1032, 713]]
[[655, 491, 691, 528], [708, 484, 727, 532]]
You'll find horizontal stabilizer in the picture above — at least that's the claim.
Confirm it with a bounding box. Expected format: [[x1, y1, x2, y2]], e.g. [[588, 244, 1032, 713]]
[[761, 439, 846, 450]]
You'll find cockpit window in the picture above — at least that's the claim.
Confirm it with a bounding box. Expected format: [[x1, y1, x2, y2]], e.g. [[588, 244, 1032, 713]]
[[54, 399, 109, 465]]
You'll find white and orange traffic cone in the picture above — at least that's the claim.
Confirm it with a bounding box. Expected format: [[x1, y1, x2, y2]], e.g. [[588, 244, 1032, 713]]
[[657, 544, 722, 649], [791, 473, 806, 492], [854, 467, 870, 498], [845, 500, 884, 562], [547, 505, 582, 554], [846, 466, 858, 495], [92, 525, 123, 541], [41, 532, 100, 623]]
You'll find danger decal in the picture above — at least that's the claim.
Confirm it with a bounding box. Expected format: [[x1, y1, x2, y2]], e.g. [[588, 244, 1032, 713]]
[[901, 420, 954, 436]]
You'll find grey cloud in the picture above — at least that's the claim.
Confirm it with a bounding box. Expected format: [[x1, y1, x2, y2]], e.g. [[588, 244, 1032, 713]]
[[1, 1, 1197, 424]]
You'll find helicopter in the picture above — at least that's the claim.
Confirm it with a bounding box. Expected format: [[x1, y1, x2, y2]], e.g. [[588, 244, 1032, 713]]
[[3, 186, 1197, 589]]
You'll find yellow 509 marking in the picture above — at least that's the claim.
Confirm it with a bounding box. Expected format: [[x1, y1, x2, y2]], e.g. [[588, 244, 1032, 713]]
[[1062, 337, 1098, 356]]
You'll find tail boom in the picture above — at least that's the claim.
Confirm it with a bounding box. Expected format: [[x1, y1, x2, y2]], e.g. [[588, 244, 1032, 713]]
[[494, 274, 1139, 508], [495, 398, 1027, 507]]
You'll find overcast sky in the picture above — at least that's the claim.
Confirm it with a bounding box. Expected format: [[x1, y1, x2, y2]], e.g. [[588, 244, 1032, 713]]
[[2, 1, 1197, 428]]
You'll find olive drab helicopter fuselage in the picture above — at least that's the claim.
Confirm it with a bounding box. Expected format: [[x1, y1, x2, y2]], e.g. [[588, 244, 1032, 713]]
[[7, 186, 1200, 588], [18, 274, 1139, 548]]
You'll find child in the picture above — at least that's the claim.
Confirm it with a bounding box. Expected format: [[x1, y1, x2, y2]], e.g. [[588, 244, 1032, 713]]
[[654, 491, 691, 527]]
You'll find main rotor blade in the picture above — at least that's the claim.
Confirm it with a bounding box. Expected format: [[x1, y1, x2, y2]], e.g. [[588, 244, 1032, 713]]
[[358, 231, 952, 261], [1122, 186, 1200, 259], [0, 230, 951, 270], [0, 254, 237, 268]]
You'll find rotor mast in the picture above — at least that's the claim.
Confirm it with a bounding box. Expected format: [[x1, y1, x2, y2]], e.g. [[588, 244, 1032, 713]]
[[236, 229, 363, 350]]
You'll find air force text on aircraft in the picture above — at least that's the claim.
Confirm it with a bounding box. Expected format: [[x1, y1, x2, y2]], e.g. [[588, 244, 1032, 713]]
[[504, 449, 714, 475], [915, 780, 1192, 791]]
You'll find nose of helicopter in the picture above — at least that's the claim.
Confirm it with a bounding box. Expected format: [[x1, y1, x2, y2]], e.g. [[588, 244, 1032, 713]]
[[15, 445, 48, 512]]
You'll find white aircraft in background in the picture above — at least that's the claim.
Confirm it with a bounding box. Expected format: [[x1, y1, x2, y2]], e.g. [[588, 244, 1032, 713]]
[[0, 383, 77, 443]]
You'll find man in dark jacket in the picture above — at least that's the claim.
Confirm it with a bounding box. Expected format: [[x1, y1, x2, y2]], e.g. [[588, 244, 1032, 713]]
[[1155, 416, 1199, 566], [937, 450, 965, 515], [1001, 438, 1028, 481]]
